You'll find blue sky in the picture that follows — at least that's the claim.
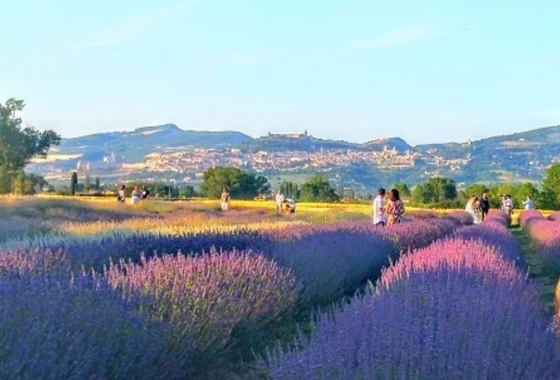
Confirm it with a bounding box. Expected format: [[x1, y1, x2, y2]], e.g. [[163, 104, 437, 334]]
[[1, 0, 559, 145]]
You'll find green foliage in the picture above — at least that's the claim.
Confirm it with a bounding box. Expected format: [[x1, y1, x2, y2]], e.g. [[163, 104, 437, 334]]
[[412, 177, 458, 204], [180, 185, 198, 199], [536, 188, 558, 210], [201, 167, 270, 199], [85, 174, 92, 192], [0, 98, 60, 181], [299, 176, 340, 203], [457, 184, 490, 205], [281, 182, 301, 200], [393, 182, 411, 197], [543, 164, 560, 204], [11, 172, 47, 195]]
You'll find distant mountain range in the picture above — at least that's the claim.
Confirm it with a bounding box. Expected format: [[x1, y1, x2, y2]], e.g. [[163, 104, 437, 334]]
[[27, 124, 560, 190]]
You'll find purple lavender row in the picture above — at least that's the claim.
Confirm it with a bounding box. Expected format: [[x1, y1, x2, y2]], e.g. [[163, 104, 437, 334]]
[[267, 228, 559, 379], [520, 209, 560, 268]]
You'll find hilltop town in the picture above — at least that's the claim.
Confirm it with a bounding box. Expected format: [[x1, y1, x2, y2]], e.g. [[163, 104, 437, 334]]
[[27, 125, 560, 190]]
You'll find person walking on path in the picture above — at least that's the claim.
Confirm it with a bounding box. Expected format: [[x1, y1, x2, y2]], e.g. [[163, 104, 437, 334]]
[[523, 195, 535, 210], [386, 188, 405, 226], [480, 192, 490, 221], [275, 189, 286, 213], [220, 187, 231, 211], [373, 188, 386, 226]]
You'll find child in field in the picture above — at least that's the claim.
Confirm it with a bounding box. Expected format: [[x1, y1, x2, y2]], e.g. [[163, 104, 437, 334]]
[[221, 188, 230, 211], [386, 189, 404, 226]]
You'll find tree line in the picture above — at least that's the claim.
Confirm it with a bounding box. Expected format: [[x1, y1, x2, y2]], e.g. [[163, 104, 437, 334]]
[[406, 164, 560, 209]]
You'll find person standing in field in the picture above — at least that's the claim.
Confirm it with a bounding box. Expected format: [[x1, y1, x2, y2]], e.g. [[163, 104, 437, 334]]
[[465, 196, 481, 224], [480, 192, 490, 221], [131, 186, 142, 205], [386, 188, 405, 226], [117, 185, 126, 203], [275, 189, 285, 213], [221, 187, 231, 211], [141, 186, 151, 201], [373, 188, 386, 226], [523, 195, 535, 210], [503, 194, 514, 224]]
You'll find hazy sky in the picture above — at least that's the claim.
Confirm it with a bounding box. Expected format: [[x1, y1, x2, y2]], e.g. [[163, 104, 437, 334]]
[[1, 0, 559, 145]]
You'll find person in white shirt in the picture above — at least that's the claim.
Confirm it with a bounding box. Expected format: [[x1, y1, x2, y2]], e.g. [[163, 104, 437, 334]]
[[275, 189, 286, 213], [373, 188, 387, 226]]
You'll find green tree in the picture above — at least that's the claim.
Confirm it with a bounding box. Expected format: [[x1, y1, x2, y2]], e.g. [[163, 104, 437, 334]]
[[85, 173, 92, 192], [536, 188, 559, 210], [412, 177, 458, 205], [0, 98, 60, 193], [514, 182, 540, 207], [543, 164, 560, 206], [201, 167, 270, 199], [180, 185, 198, 199], [70, 172, 78, 195], [300, 176, 339, 203], [12, 170, 26, 195], [458, 183, 490, 205], [393, 182, 411, 198]]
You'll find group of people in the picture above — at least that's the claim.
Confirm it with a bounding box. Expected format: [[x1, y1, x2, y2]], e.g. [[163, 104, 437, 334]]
[[219, 188, 297, 215], [275, 190, 297, 215], [117, 185, 151, 205], [464, 192, 535, 224], [372, 188, 405, 227]]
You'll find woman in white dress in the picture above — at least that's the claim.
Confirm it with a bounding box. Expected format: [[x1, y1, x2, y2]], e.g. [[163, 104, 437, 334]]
[[465, 196, 481, 224]]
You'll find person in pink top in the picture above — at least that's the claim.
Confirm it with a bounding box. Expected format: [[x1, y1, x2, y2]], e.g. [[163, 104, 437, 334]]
[[373, 188, 386, 226]]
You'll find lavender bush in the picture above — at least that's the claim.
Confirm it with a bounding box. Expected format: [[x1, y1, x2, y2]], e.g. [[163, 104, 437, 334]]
[[267, 238, 559, 380], [104, 249, 301, 355]]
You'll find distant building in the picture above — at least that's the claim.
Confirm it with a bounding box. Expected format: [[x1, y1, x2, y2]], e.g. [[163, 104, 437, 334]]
[[267, 131, 309, 139]]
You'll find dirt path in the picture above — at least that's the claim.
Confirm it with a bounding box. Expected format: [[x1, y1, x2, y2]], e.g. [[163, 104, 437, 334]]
[[511, 226, 559, 315]]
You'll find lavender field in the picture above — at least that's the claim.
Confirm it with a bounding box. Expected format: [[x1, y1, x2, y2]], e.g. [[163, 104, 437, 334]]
[[0, 198, 559, 379]]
